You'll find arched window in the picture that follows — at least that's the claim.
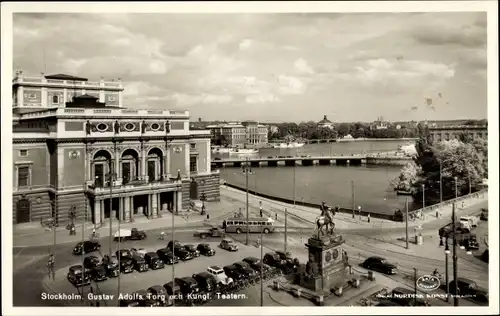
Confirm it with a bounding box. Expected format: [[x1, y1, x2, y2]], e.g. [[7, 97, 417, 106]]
[[52, 95, 59, 104]]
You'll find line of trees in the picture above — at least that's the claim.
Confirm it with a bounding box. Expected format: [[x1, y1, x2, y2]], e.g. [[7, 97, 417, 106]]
[[393, 128, 488, 206]]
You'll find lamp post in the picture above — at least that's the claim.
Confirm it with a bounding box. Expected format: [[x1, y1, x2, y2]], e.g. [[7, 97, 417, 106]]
[[107, 160, 117, 257], [260, 226, 264, 307], [439, 161, 443, 203], [357, 206, 361, 221], [200, 179, 206, 215], [451, 203, 459, 306], [405, 197, 409, 249], [292, 162, 296, 206], [454, 176, 458, 199], [422, 184, 425, 209], [351, 181, 355, 219], [444, 240, 450, 302], [242, 158, 252, 246]]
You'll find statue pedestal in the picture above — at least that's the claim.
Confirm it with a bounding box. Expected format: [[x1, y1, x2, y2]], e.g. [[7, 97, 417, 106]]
[[300, 234, 349, 293]]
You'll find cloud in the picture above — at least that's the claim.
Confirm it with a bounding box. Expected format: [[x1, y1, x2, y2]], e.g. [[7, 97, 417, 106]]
[[294, 58, 315, 75], [246, 94, 280, 104], [239, 39, 253, 51], [171, 93, 233, 106]]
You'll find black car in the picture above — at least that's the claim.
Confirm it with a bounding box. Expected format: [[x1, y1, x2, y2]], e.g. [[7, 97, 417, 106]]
[[275, 251, 297, 270], [362, 256, 397, 275], [223, 264, 246, 281], [73, 241, 101, 255], [115, 250, 134, 273], [101, 255, 120, 277], [90, 264, 108, 282], [464, 236, 480, 251], [192, 272, 218, 293], [164, 280, 182, 296], [390, 287, 429, 306], [175, 248, 193, 261], [234, 261, 258, 278], [67, 265, 91, 287], [184, 244, 200, 257], [134, 289, 161, 307], [167, 240, 182, 251], [83, 255, 101, 269], [157, 248, 180, 265], [145, 252, 165, 269], [176, 277, 201, 294], [147, 285, 170, 306], [449, 278, 489, 302], [119, 295, 141, 307], [263, 252, 287, 269], [131, 255, 149, 272], [243, 257, 271, 273], [197, 243, 216, 256]]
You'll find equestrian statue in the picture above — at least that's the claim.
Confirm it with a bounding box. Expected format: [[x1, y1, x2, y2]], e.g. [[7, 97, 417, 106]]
[[315, 201, 338, 237]]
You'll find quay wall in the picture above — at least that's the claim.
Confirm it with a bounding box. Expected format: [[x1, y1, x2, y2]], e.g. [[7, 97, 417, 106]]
[[222, 183, 488, 222]]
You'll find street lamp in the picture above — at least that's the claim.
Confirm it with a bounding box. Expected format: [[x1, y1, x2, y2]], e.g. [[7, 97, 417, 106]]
[[242, 158, 252, 246], [358, 206, 362, 221], [444, 241, 450, 302], [454, 176, 458, 199], [351, 181, 355, 219], [106, 160, 117, 257], [421, 184, 425, 208], [200, 180, 206, 215]]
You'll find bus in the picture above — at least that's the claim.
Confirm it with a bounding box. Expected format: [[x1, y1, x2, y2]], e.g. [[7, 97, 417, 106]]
[[223, 217, 276, 234]]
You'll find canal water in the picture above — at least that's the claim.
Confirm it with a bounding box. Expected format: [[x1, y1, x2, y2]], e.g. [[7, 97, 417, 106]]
[[216, 140, 418, 215]]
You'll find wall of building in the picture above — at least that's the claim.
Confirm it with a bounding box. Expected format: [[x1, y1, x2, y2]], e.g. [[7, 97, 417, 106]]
[[169, 142, 188, 177], [12, 144, 49, 189], [12, 190, 52, 224], [192, 139, 210, 173], [61, 146, 86, 188]]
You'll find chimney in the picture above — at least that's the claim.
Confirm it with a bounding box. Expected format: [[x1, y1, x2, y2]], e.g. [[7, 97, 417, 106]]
[[323, 115, 327, 120]]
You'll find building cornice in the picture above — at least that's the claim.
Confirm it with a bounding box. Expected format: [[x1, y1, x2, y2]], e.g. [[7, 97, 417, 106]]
[[13, 134, 211, 144]]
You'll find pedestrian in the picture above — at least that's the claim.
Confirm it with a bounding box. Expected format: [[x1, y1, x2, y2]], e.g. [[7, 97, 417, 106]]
[[47, 254, 55, 280], [206, 214, 210, 220], [367, 213, 371, 223], [259, 201, 263, 217], [275, 213, 278, 220]]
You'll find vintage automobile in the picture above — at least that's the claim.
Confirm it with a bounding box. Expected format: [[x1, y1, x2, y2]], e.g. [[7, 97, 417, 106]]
[[206, 265, 233, 286], [72, 240, 101, 255], [480, 208, 488, 221], [147, 285, 170, 306], [115, 249, 134, 273], [243, 257, 271, 273], [362, 256, 398, 275], [131, 255, 149, 272], [157, 248, 180, 265], [193, 227, 225, 239], [101, 255, 120, 277], [184, 244, 200, 257], [144, 252, 165, 270], [275, 251, 298, 271], [263, 252, 287, 269], [460, 216, 479, 228], [233, 262, 257, 279], [83, 255, 101, 269], [134, 289, 161, 307], [176, 277, 201, 295], [131, 247, 148, 258], [163, 280, 182, 297], [463, 234, 480, 251], [119, 294, 141, 307], [449, 278, 489, 302], [192, 272, 218, 293], [167, 240, 182, 251], [174, 247, 193, 261], [197, 243, 216, 256], [219, 238, 238, 252], [114, 228, 147, 241], [89, 264, 108, 282], [223, 264, 246, 282], [390, 287, 430, 306], [67, 265, 91, 287]]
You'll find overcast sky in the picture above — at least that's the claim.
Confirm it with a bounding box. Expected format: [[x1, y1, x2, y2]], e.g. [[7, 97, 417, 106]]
[[13, 12, 487, 123]]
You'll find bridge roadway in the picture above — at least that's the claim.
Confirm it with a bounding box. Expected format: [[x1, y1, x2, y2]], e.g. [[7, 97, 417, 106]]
[[210, 154, 410, 167]]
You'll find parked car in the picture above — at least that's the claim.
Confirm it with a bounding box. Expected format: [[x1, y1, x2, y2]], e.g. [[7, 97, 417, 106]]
[[119, 297, 140, 307], [175, 247, 193, 261], [390, 287, 429, 306], [197, 243, 216, 256], [73, 240, 101, 255], [449, 278, 488, 302], [131, 255, 149, 272], [147, 285, 170, 306], [134, 289, 161, 307], [223, 264, 246, 281], [144, 252, 165, 270], [176, 277, 201, 294], [463, 234, 480, 251], [115, 249, 134, 273], [184, 244, 200, 257], [163, 280, 182, 296], [67, 265, 91, 287], [275, 251, 297, 270], [131, 247, 148, 258], [167, 240, 182, 251], [89, 264, 108, 282], [83, 255, 101, 269], [192, 272, 218, 293], [113, 228, 147, 241], [362, 256, 397, 275], [157, 248, 180, 265], [263, 252, 287, 269], [480, 209, 488, 221], [220, 238, 238, 251], [460, 216, 479, 228], [207, 265, 234, 286], [243, 257, 271, 273], [101, 255, 120, 277], [193, 227, 225, 239], [233, 262, 257, 279]]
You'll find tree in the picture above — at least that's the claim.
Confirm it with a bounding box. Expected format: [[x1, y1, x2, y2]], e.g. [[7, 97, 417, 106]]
[[337, 123, 351, 138], [392, 162, 421, 192]]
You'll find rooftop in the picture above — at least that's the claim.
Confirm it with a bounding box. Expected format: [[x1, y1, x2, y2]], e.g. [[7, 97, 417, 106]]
[[44, 73, 88, 81], [318, 115, 332, 124]]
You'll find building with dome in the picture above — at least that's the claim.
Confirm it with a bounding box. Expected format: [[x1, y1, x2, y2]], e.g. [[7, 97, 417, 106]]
[[12, 71, 219, 226], [317, 114, 334, 129]]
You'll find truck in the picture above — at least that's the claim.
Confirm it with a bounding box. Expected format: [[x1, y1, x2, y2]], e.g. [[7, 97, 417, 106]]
[[193, 227, 225, 239], [438, 224, 478, 249], [114, 228, 147, 241]]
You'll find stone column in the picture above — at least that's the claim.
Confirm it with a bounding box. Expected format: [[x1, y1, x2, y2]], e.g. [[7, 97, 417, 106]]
[[141, 145, 148, 182], [147, 194, 152, 218], [94, 199, 102, 225], [157, 193, 162, 214], [100, 200, 104, 223], [129, 196, 134, 221], [114, 148, 121, 183], [124, 196, 131, 222], [152, 193, 158, 218], [166, 146, 171, 176]]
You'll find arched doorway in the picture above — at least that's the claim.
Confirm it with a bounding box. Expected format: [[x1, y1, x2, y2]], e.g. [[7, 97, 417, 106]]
[[147, 148, 163, 182], [93, 150, 112, 187], [190, 178, 198, 199], [16, 198, 31, 223], [121, 149, 139, 184]]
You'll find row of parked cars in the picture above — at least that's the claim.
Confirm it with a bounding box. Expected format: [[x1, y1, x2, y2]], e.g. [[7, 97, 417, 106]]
[[119, 250, 301, 307], [68, 240, 217, 287]]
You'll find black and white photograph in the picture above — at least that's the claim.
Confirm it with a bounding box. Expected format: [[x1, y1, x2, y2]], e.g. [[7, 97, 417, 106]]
[[1, 1, 498, 315]]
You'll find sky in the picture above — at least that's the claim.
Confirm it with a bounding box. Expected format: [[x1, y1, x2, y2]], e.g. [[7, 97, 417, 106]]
[[12, 12, 488, 123]]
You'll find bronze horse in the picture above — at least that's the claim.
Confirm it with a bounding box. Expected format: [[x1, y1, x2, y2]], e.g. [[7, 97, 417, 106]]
[[316, 204, 337, 236]]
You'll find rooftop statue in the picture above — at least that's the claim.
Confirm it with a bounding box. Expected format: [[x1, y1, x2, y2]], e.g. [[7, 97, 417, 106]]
[[315, 201, 338, 238]]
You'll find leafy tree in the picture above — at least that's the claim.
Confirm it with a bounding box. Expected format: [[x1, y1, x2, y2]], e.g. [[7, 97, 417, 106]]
[[392, 162, 421, 192], [337, 123, 351, 138]]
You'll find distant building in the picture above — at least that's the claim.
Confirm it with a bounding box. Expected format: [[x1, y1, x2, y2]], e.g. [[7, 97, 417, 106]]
[[317, 115, 334, 129], [371, 116, 388, 130], [428, 125, 488, 142], [207, 121, 268, 147], [268, 125, 279, 135]]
